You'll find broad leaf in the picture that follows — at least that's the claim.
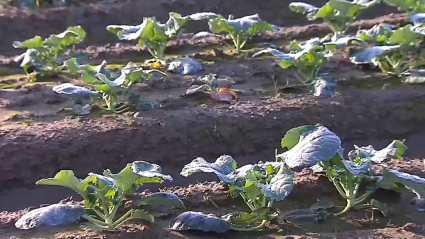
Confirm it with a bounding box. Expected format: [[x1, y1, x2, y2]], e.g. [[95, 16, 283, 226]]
[[349, 46, 400, 64], [52, 83, 99, 96], [13, 36, 44, 49], [129, 209, 154, 223], [253, 164, 294, 201], [137, 192, 185, 209], [104, 161, 172, 193], [209, 14, 275, 34], [276, 125, 341, 170], [341, 159, 371, 176], [36, 170, 97, 198], [348, 140, 406, 163], [356, 23, 394, 43], [388, 25, 422, 46], [289, 2, 319, 14], [379, 168, 425, 209], [180, 155, 237, 183], [169, 211, 231, 233], [281, 125, 317, 150], [409, 13, 425, 23], [324, 33, 365, 51]]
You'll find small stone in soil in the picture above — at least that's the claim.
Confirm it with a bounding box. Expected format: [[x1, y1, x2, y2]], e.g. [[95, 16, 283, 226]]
[[15, 204, 85, 230]]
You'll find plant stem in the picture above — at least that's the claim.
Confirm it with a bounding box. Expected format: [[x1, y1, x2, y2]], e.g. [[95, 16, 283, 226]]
[[82, 214, 109, 227], [230, 220, 267, 232], [332, 179, 349, 199], [111, 209, 134, 229], [333, 201, 352, 217], [239, 193, 256, 211]]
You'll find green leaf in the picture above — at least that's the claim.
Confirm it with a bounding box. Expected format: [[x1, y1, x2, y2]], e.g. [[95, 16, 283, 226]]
[[388, 25, 421, 46], [383, 0, 425, 13], [104, 161, 172, 194], [36, 170, 97, 198], [276, 125, 341, 170], [281, 125, 317, 150], [66, 26, 86, 40], [226, 207, 279, 225], [137, 192, 185, 209], [13, 36, 44, 48], [44, 30, 83, 47]]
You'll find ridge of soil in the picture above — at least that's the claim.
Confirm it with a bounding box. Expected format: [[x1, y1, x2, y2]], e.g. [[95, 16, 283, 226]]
[[0, 0, 400, 55], [1, 84, 425, 189]]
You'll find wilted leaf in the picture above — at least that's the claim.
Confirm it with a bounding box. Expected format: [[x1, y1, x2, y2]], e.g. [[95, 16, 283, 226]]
[[169, 211, 231, 233], [180, 155, 237, 183], [349, 46, 400, 64], [72, 104, 92, 116], [312, 73, 337, 97]]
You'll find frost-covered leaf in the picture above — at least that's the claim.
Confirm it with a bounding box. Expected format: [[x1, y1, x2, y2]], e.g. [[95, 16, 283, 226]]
[[104, 161, 172, 193], [312, 73, 337, 97], [72, 104, 92, 116], [253, 164, 294, 201], [180, 155, 237, 183], [209, 14, 275, 33], [277, 125, 341, 170], [137, 192, 185, 209], [409, 13, 425, 23], [324, 33, 365, 51], [289, 2, 319, 14], [167, 57, 202, 75], [349, 46, 400, 64], [348, 140, 406, 163], [379, 168, 425, 212], [356, 23, 394, 43], [188, 12, 218, 21], [341, 159, 370, 176], [15, 204, 84, 230], [169, 211, 231, 233]]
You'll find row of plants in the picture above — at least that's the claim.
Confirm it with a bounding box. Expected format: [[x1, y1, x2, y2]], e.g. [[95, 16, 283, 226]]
[[11, 0, 425, 114], [15, 124, 425, 233]]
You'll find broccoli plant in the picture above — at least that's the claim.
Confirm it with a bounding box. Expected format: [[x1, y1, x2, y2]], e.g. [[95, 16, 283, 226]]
[[276, 124, 406, 216], [13, 26, 86, 80], [289, 0, 380, 34], [53, 59, 165, 113], [107, 12, 216, 64], [207, 14, 278, 51], [178, 155, 293, 231], [253, 39, 337, 97], [350, 24, 425, 77], [36, 161, 183, 230]]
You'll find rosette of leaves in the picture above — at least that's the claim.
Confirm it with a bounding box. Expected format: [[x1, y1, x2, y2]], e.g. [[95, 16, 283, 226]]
[[107, 12, 217, 63], [54, 59, 165, 113], [13, 26, 86, 80], [289, 0, 380, 34], [184, 74, 237, 102], [178, 155, 293, 231], [350, 24, 425, 77], [282, 124, 406, 216], [253, 39, 337, 97], [207, 14, 278, 51], [36, 161, 182, 230]]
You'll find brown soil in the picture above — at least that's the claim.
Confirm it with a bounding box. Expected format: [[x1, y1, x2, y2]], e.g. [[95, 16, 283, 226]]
[[0, 1, 425, 238], [0, 0, 402, 55]]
